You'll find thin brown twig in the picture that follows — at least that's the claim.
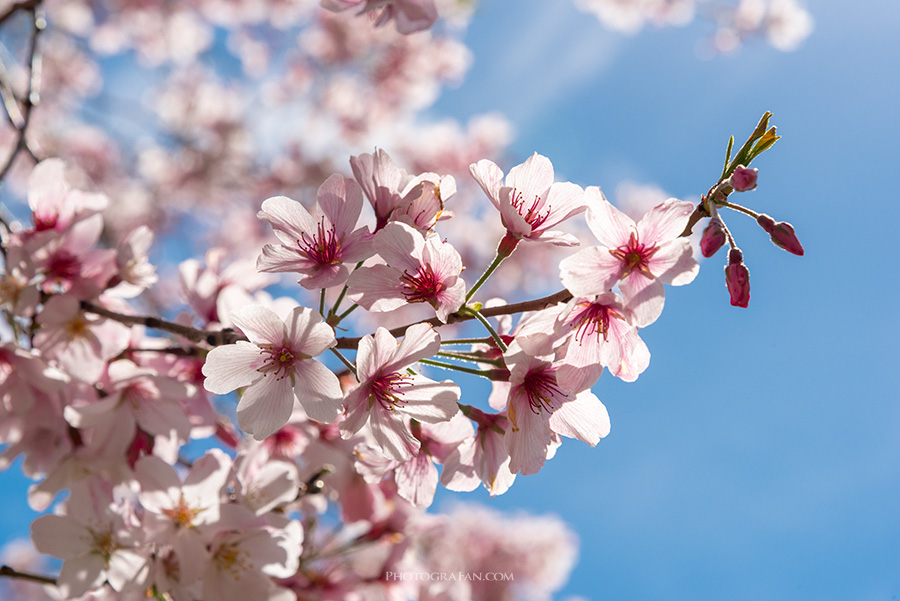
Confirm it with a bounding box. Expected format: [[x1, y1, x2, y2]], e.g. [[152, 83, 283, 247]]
[[0, 4, 44, 182], [80, 289, 575, 352], [0, 564, 57, 585]]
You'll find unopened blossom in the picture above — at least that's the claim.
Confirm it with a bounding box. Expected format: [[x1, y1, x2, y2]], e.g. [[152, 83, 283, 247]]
[[470, 152, 586, 247], [701, 216, 727, 257], [756, 214, 805, 255], [30, 478, 147, 598], [560, 186, 698, 327], [202, 305, 343, 439], [347, 221, 466, 322], [256, 174, 373, 290], [725, 248, 751, 307], [350, 148, 454, 232], [321, 0, 438, 34], [340, 323, 459, 462], [729, 164, 758, 191]]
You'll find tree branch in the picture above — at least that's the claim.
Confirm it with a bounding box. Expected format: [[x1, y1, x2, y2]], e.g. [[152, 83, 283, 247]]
[[0, 564, 57, 585]]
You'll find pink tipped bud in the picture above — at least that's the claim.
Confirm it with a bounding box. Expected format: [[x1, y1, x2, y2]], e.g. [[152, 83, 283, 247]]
[[770, 221, 804, 256], [725, 248, 750, 307], [700, 217, 727, 257], [730, 165, 758, 192]]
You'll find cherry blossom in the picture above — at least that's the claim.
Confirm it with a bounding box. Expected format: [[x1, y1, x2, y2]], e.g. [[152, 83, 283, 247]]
[[30, 478, 147, 598], [340, 323, 460, 461], [202, 305, 344, 439], [560, 186, 698, 327], [469, 152, 586, 247], [347, 221, 466, 322], [256, 173, 374, 290]]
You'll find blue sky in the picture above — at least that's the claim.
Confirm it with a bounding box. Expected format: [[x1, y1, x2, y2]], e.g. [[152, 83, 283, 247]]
[[1, 1, 898, 600], [427, 1, 900, 600]]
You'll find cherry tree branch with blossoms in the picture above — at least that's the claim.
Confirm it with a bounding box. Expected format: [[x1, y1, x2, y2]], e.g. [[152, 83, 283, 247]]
[[0, 1, 811, 600]]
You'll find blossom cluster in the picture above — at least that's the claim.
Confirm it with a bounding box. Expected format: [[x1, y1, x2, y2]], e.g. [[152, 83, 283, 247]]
[[0, 1, 808, 599]]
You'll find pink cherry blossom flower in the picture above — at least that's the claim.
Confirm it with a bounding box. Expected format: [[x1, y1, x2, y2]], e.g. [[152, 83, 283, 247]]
[[559, 186, 698, 327], [350, 148, 454, 233], [321, 0, 438, 34], [256, 174, 373, 290], [202, 305, 344, 439], [202, 520, 303, 601], [30, 478, 147, 598], [135, 450, 231, 586], [554, 292, 650, 383], [340, 323, 460, 461], [27, 158, 108, 234], [469, 152, 586, 247], [729, 164, 758, 191], [108, 225, 158, 298], [34, 295, 131, 384], [497, 337, 610, 475], [441, 405, 516, 496], [347, 221, 466, 322]]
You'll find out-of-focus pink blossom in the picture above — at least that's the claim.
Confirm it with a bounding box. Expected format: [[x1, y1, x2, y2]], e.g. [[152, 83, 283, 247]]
[[30, 478, 147, 598], [321, 0, 439, 34], [203, 305, 344, 439]]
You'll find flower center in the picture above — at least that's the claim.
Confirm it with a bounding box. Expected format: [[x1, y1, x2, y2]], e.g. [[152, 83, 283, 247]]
[[569, 301, 624, 344], [213, 542, 252, 577], [369, 371, 412, 410], [163, 494, 202, 528], [257, 345, 297, 382], [520, 368, 564, 414], [400, 264, 443, 303], [610, 232, 658, 279], [47, 251, 82, 281], [510, 189, 550, 230], [298, 219, 341, 267]]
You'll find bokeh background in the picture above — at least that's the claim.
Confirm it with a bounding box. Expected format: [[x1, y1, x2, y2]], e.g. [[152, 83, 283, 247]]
[[1, 1, 898, 600]]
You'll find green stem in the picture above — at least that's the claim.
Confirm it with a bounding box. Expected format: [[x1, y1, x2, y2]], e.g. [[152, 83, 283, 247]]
[[328, 347, 357, 379], [436, 350, 501, 365], [440, 336, 493, 346], [418, 358, 496, 378], [466, 233, 518, 302], [465, 308, 507, 352], [319, 288, 326, 316], [329, 261, 364, 317], [336, 302, 360, 324], [720, 200, 761, 219]]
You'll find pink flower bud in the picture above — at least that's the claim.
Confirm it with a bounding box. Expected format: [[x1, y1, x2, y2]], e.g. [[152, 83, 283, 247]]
[[725, 248, 750, 307], [770, 221, 804, 256], [700, 217, 727, 257], [730, 165, 758, 192]]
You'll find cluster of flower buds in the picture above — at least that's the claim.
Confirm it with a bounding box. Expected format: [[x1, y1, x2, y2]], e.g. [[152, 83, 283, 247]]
[[689, 112, 805, 307]]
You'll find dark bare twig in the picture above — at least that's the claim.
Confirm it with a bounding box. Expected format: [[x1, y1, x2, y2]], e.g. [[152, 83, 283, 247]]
[[0, 4, 44, 182], [0, 564, 57, 585], [80, 289, 576, 352]]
